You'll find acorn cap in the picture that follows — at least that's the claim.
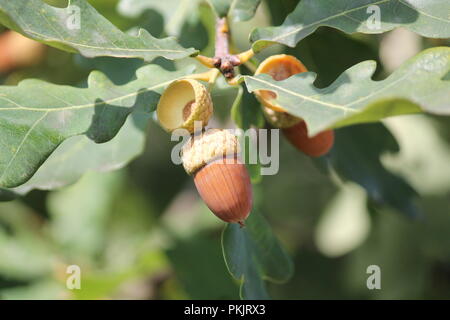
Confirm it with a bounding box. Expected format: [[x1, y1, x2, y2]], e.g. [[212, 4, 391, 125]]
[[254, 54, 307, 112], [262, 105, 302, 129], [157, 79, 213, 134], [182, 129, 240, 175]]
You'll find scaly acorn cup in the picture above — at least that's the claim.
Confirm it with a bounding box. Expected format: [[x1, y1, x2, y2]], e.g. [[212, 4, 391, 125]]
[[182, 129, 253, 226], [256, 55, 334, 157], [254, 54, 307, 112], [157, 79, 213, 134]]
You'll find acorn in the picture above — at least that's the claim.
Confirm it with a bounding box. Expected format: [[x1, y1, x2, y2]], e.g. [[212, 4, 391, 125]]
[[256, 55, 334, 157], [157, 79, 213, 134], [0, 31, 46, 73], [263, 104, 334, 157], [254, 54, 308, 112], [182, 129, 252, 225]]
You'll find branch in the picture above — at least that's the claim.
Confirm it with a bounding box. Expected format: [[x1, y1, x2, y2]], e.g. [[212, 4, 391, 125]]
[[213, 18, 240, 79], [196, 18, 255, 80]]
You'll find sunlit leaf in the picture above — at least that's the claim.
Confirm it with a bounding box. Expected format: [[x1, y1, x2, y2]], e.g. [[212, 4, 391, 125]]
[[0, 65, 193, 188], [244, 47, 450, 136], [0, 0, 197, 60], [251, 0, 450, 51]]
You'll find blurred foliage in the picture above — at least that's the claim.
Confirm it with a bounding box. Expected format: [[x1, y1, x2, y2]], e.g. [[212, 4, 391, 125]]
[[0, 0, 449, 300]]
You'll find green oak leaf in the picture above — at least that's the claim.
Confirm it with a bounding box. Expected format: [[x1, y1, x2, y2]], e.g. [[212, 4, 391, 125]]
[[230, 0, 262, 22], [251, 0, 450, 51], [117, 0, 202, 37], [11, 112, 148, 194], [319, 123, 420, 218], [0, 0, 197, 60], [167, 235, 240, 299], [207, 0, 262, 21], [222, 210, 294, 299], [0, 65, 194, 188], [244, 47, 450, 136]]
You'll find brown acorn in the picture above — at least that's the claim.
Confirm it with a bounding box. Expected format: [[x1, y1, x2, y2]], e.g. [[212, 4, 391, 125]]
[[182, 129, 252, 225], [0, 31, 46, 73], [282, 120, 334, 157], [256, 55, 334, 157]]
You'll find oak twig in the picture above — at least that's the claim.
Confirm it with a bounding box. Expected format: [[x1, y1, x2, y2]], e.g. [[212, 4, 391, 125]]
[[213, 18, 240, 79], [196, 18, 255, 81]]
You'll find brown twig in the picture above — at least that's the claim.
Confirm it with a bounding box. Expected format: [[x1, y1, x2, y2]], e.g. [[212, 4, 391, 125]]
[[195, 18, 255, 81], [213, 18, 240, 79]]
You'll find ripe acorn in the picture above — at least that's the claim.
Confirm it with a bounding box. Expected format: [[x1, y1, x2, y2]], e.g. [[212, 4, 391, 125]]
[[256, 55, 334, 157], [254, 54, 307, 112], [282, 120, 335, 157], [0, 31, 46, 73], [157, 79, 213, 134], [182, 129, 252, 225]]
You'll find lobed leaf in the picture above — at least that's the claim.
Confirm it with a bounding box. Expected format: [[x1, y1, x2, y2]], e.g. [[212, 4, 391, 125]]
[[0, 0, 197, 60], [244, 47, 450, 136], [251, 0, 450, 51], [0, 65, 194, 188]]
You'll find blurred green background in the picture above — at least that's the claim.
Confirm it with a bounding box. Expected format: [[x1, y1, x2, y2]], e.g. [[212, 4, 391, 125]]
[[0, 0, 449, 299]]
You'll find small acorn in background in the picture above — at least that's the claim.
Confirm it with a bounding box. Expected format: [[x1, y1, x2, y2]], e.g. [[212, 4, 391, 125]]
[[256, 55, 335, 157], [182, 129, 252, 226], [0, 31, 46, 73], [282, 119, 335, 157], [157, 79, 213, 134]]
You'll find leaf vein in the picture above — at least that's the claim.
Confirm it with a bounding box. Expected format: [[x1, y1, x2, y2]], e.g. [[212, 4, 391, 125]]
[[0, 78, 178, 112], [248, 77, 357, 112], [22, 29, 188, 54]]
